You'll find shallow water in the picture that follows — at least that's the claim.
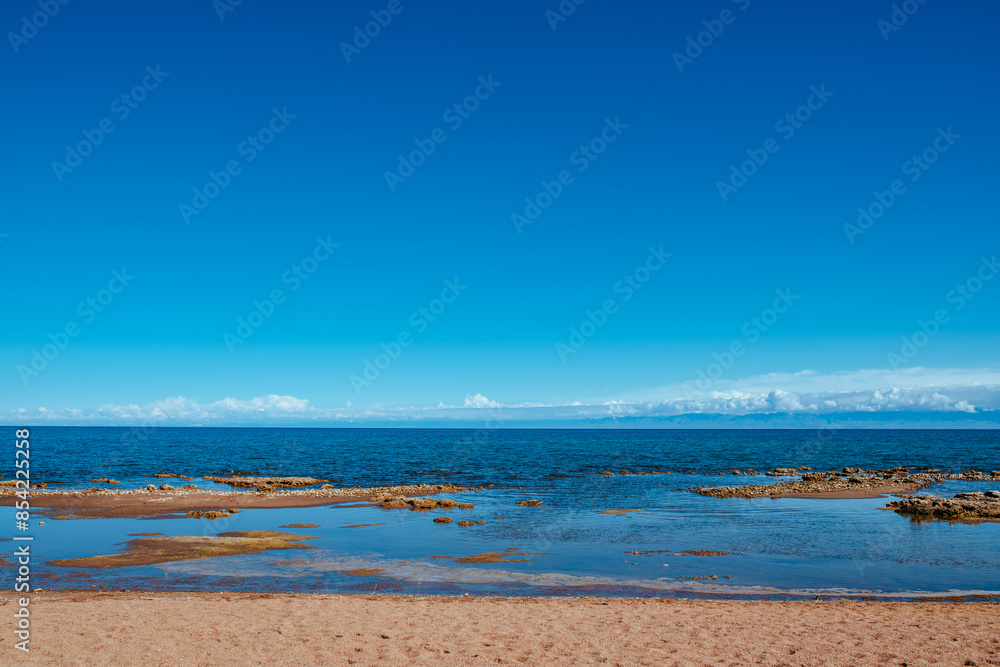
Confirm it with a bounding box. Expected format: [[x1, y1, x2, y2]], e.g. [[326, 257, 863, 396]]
[[8, 427, 1000, 598]]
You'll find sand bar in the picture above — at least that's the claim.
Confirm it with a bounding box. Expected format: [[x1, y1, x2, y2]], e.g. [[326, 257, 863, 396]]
[[0, 483, 472, 519]]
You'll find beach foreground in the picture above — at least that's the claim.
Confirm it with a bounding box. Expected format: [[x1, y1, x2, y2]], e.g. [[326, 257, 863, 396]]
[[3, 593, 997, 666]]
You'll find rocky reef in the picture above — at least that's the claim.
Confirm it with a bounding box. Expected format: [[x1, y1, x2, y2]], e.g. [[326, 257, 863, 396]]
[[370, 493, 473, 511], [886, 491, 1000, 522], [186, 509, 240, 520], [691, 467, 940, 499], [599, 470, 673, 476], [946, 470, 1000, 481], [202, 476, 324, 490]]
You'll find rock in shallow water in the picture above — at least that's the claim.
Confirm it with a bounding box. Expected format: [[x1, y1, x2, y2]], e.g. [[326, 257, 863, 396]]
[[886, 492, 1000, 521], [692, 467, 937, 499], [370, 494, 470, 511], [187, 510, 233, 520]]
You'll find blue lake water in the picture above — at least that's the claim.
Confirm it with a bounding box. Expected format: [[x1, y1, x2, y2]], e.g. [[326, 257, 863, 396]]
[[6, 427, 1000, 598]]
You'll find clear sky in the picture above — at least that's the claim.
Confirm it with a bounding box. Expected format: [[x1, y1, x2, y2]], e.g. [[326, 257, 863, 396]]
[[2, 0, 998, 426]]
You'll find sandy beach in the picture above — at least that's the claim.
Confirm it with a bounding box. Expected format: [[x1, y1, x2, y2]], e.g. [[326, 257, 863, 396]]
[[4, 592, 997, 666]]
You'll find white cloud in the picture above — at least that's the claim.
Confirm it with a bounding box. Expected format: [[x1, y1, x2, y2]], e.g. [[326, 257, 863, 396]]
[[463, 393, 500, 409], [615, 367, 1000, 403], [86, 395, 312, 422], [7, 369, 1000, 426], [635, 385, 994, 416]]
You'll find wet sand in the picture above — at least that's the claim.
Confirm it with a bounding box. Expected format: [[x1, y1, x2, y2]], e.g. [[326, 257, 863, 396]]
[[8, 490, 369, 519], [47, 531, 318, 569], [3, 592, 997, 666], [0, 484, 471, 519]]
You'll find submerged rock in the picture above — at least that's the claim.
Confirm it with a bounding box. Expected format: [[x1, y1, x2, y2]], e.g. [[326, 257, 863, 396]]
[[886, 491, 1000, 522], [516, 499, 543, 506], [452, 552, 527, 564], [448, 550, 555, 564], [433, 516, 453, 524]]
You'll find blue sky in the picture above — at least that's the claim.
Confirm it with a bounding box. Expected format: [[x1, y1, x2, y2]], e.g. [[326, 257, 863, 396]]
[[2, 0, 998, 426]]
